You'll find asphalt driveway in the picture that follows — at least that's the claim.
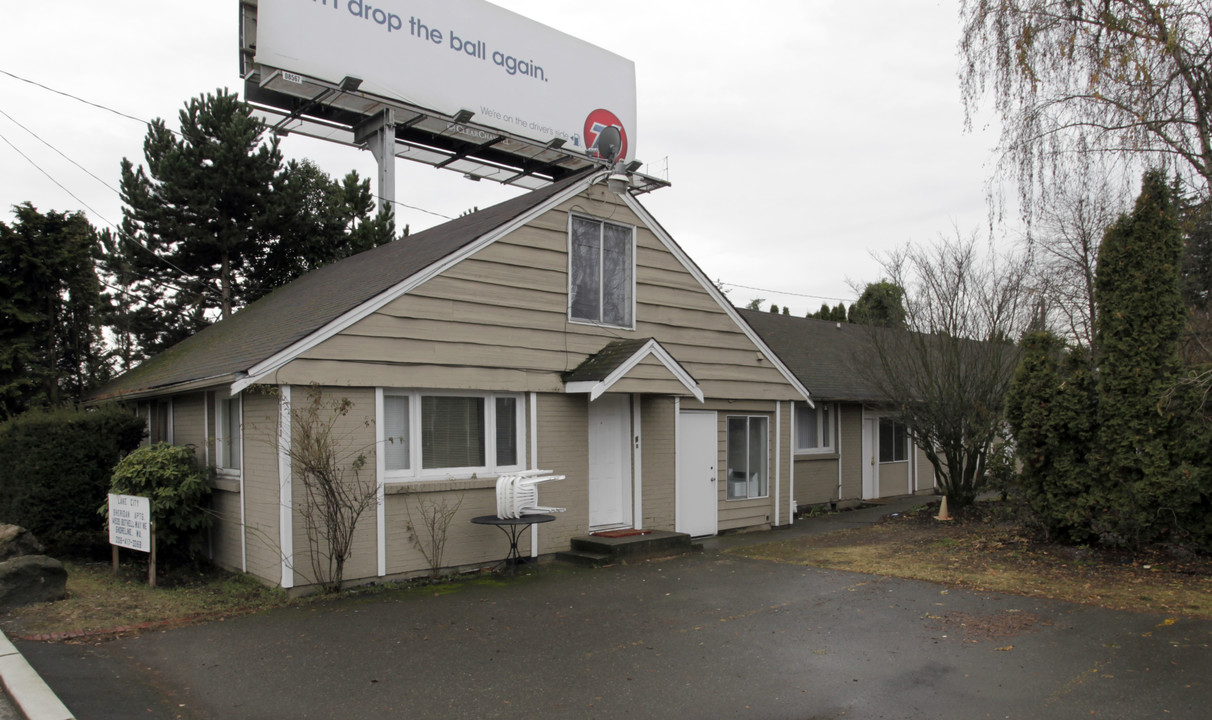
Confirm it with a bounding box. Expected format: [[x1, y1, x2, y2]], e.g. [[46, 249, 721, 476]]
[[15, 502, 1212, 719]]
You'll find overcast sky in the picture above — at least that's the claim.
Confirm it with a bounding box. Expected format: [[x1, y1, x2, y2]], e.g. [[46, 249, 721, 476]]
[[1, 1, 1009, 315]]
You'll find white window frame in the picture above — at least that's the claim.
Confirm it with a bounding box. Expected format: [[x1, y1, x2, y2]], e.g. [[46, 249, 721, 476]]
[[215, 393, 242, 476], [794, 402, 834, 454], [567, 213, 636, 330], [725, 415, 769, 501], [379, 390, 526, 481]]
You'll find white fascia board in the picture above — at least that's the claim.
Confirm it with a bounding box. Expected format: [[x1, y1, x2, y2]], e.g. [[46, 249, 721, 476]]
[[231, 172, 608, 395], [91, 373, 242, 404], [620, 193, 813, 405]]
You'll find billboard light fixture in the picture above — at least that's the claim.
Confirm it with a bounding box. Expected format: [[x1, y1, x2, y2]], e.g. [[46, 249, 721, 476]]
[[339, 75, 363, 92], [452, 109, 475, 124], [546, 137, 566, 149], [624, 159, 643, 173]]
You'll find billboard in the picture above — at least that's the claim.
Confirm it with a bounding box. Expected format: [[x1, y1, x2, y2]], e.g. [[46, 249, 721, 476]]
[[252, 0, 637, 162]]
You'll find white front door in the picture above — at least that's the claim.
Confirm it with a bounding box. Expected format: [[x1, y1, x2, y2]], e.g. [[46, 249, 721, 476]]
[[589, 394, 632, 529], [862, 417, 879, 499], [676, 411, 718, 537]]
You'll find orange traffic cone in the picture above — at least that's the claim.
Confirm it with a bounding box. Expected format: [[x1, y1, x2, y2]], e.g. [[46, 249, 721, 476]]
[[935, 496, 952, 521]]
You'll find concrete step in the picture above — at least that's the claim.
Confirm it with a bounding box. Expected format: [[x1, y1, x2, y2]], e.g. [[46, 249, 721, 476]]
[[554, 549, 614, 567], [558, 530, 698, 567]]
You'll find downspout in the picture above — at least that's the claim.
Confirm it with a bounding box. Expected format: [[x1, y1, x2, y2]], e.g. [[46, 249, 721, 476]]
[[277, 386, 294, 590], [773, 401, 781, 527], [835, 404, 843, 509], [529, 392, 540, 557]]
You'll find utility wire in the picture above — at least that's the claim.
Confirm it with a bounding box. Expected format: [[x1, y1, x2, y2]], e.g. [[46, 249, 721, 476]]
[[0, 69, 152, 128], [719, 281, 857, 304], [0, 105, 119, 194], [0, 114, 195, 283], [2, 68, 465, 225]]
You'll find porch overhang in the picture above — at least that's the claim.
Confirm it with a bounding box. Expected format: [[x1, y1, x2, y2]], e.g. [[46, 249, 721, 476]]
[[563, 338, 704, 402]]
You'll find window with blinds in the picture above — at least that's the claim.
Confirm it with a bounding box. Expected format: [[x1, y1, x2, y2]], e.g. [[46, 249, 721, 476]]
[[380, 391, 523, 479]]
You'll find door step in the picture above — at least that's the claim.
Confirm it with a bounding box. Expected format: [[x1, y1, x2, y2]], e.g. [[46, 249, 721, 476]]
[[555, 530, 699, 567]]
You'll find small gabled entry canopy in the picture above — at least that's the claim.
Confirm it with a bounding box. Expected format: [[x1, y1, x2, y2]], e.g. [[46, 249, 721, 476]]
[[563, 338, 704, 402]]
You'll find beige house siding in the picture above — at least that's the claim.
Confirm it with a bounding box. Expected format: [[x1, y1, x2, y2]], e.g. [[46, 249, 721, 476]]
[[914, 446, 936, 494], [208, 489, 243, 572], [170, 393, 206, 456], [283, 387, 380, 587], [240, 390, 283, 584], [793, 455, 840, 507], [838, 405, 864, 501], [878, 460, 911, 496], [275, 185, 799, 403], [532, 392, 589, 555], [640, 396, 676, 530], [704, 399, 790, 533]]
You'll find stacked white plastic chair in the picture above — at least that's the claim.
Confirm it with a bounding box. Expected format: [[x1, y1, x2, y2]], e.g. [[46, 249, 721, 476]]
[[495, 469, 566, 518]]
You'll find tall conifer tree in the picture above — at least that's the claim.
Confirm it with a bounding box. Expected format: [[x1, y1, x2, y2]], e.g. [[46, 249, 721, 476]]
[[1093, 170, 1194, 546], [0, 204, 106, 416]]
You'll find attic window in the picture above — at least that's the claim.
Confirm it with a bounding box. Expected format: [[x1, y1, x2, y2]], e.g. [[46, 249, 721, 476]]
[[569, 215, 634, 329]]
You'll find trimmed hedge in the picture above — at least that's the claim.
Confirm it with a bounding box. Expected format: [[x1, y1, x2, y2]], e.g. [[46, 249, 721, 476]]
[[0, 405, 146, 557]]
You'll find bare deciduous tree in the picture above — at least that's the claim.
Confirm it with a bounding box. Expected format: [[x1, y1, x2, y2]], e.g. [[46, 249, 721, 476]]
[[1027, 171, 1128, 347], [959, 0, 1212, 217], [279, 385, 378, 593], [862, 232, 1033, 508], [406, 493, 464, 580]]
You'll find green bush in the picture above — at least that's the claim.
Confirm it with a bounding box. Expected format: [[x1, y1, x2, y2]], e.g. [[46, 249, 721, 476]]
[[0, 405, 146, 557], [107, 443, 212, 566]]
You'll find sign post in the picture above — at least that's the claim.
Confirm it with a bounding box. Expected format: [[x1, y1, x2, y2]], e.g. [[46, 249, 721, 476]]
[[108, 493, 156, 587]]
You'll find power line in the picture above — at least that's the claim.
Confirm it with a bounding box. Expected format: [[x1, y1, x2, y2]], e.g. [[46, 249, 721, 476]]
[[0, 69, 152, 129], [0, 128, 112, 222], [3, 68, 461, 226], [0, 105, 119, 194], [719, 281, 856, 304]]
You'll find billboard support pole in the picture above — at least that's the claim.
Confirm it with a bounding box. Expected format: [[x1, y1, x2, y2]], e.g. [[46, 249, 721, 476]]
[[354, 109, 397, 216]]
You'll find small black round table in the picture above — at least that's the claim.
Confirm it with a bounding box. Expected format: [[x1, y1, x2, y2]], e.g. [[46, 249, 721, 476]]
[[471, 514, 556, 570]]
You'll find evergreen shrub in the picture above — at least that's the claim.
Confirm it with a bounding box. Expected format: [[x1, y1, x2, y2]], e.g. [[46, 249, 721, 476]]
[[0, 405, 146, 556], [107, 443, 212, 566]]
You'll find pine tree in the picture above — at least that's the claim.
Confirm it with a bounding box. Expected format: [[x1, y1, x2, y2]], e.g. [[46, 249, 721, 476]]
[[0, 204, 107, 416], [106, 91, 398, 362]]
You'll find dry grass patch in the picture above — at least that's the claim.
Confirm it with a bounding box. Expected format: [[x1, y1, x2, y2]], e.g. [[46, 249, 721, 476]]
[[0, 561, 290, 640], [733, 502, 1212, 618]]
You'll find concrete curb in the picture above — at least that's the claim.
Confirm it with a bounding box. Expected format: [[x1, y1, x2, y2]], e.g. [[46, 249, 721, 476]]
[[0, 630, 73, 720]]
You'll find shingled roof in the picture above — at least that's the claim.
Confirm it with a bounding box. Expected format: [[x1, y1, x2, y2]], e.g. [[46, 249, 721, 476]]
[[92, 170, 598, 401], [737, 309, 891, 403]]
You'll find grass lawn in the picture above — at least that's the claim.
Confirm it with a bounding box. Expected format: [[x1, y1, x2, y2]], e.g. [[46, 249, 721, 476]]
[[0, 561, 292, 641], [731, 500, 1212, 619]]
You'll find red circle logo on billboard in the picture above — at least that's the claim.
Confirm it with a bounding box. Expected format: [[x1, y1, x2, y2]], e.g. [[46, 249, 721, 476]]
[[583, 109, 628, 161]]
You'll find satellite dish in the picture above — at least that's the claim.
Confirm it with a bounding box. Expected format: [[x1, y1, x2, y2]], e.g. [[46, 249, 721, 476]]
[[595, 125, 622, 163]]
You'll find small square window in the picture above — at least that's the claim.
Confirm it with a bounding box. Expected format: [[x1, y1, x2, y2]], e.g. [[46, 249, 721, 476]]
[[795, 403, 833, 452], [878, 417, 908, 463]]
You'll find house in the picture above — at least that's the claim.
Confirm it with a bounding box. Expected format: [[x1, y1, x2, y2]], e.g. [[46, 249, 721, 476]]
[[93, 169, 810, 590], [737, 310, 936, 511]]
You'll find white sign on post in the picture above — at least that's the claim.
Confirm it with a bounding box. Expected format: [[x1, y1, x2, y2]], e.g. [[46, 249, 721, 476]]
[[108, 493, 152, 553]]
